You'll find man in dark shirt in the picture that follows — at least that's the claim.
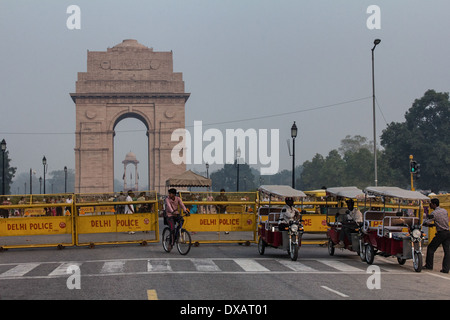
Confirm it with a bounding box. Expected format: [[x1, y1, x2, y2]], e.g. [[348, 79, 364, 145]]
[[423, 198, 450, 273]]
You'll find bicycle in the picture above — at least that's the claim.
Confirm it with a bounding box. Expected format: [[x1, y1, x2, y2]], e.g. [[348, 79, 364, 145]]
[[162, 212, 192, 255]]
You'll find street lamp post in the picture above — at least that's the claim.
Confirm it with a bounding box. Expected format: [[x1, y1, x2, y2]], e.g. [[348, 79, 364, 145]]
[[235, 148, 241, 192], [1, 139, 6, 195], [42, 156, 47, 194], [64, 166, 67, 193], [39, 177, 42, 194], [291, 122, 298, 189], [371, 39, 381, 186]]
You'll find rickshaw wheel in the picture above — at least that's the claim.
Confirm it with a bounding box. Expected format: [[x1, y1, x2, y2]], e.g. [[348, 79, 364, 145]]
[[359, 244, 366, 262], [327, 239, 335, 256], [290, 242, 299, 261], [413, 251, 423, 272], [365, 244, 375, 265], [258, 237, 266, 255], [397, 257, 406, 265]]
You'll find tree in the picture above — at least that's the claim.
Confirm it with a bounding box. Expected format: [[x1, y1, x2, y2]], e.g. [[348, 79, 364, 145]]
[[381, 90, 450, 191], [210, 163, 256, 192], [298, 135, 402, 190], [0, 145, 17, 194]]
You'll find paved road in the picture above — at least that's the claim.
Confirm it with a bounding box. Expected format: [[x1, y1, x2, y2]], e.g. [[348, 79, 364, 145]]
[[0, 239, 449, 302]]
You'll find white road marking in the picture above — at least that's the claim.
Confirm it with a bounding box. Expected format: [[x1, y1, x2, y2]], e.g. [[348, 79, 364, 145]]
[[190, 259, 221, 272], [321, 285, 349, 298], [48, 262, 82, 276], [101, 260, 125, 273], [0, 263, 40, 277], [234, 258, 270, 272], [147, 259, 172, 272], [316, 259, 363, 272]]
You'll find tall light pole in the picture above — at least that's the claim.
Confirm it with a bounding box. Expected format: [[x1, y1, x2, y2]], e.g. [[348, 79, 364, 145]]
[[1, 139, 6, 195], [42, 156, 47, 194], [371, 39, 381, 186], [235, 148, 241, 192], [64, 166, 68, 193], [291, 122, 298, 189]]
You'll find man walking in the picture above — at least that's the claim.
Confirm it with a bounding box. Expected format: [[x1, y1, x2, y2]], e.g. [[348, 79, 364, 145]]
[[424, 198, 450, 273]]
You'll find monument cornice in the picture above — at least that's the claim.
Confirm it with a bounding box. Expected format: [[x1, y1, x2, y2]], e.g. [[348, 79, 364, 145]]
[[70, 92, 190, 103]]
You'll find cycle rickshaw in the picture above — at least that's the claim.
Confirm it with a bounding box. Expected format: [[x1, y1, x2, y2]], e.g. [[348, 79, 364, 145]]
[[360, 186, 429, 272], [257, 185, 306, 261]]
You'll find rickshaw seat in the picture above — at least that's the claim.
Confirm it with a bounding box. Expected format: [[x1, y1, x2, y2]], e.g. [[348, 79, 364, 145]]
[[264, 212, 281, 230], [268, 213, 280, 224]]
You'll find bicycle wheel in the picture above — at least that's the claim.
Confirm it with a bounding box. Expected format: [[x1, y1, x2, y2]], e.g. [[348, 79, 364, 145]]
[[162, 227, 172, 252], [176, 228, 192, 255]]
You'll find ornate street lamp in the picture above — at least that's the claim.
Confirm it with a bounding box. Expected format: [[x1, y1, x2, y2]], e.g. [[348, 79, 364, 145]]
[[291, 122, 298, 189], [42, 156, 47, 194]]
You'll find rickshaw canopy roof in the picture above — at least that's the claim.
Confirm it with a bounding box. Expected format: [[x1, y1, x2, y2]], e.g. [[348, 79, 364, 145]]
[[364, 186, 430, 201], [259, 185, 307, 198], [326, 186, 364, 199]]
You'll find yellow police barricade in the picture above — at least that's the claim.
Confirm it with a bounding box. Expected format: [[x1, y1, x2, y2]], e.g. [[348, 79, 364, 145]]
[[179, 191, 257, 245], [74, 191, 158, 248], [0, 194, 75, 250]]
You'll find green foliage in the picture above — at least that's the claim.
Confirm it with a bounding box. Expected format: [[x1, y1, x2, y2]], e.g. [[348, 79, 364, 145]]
[[381, 90, 450, 191], [210, 163, 256, 192], [0, 145, 17, 194]]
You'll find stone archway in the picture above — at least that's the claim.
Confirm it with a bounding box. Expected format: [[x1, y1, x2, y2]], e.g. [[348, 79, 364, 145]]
[[70, 39, 190, 194]]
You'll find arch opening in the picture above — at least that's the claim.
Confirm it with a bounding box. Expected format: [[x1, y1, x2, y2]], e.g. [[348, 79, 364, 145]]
[[113, 116, 149, 192]]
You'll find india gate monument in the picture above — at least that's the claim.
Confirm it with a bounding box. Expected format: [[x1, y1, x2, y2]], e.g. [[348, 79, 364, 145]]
[[70, 39, 190, 194]]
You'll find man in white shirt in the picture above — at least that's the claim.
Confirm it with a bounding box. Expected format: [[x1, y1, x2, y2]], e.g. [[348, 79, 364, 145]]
[[124, 190, 135, 214], [278, 197, 300, 231], [124, 190, 135, 234]]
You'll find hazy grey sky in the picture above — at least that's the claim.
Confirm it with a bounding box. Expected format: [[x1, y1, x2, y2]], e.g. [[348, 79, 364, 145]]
[[1, 1, 449, 190]]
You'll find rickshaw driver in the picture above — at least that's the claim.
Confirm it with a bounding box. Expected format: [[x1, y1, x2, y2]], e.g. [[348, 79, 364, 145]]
[[336, 199, 363, 248], [278, 197, 301, 231]]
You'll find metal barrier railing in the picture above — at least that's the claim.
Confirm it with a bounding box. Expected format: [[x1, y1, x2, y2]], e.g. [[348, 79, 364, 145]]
[[0, 191, 432, 250], [0, 194, 75, 250], [74, 191, 159, 248]]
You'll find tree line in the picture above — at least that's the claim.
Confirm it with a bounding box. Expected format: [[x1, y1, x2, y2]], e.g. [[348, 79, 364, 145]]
[[2, 90, 449, 194], [211, 90, 449, 193]]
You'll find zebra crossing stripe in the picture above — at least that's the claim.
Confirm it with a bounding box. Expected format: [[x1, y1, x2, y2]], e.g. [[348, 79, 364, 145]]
[[277, 259, 316, 272], [48, 262, 82, 276], [234, 259, 270, 272], [190, 259, 221, 272], [147, 259, 172, 272], [0, 263, 40, 277], [101, 261, 125, 273], [316, 259, 363, 272]]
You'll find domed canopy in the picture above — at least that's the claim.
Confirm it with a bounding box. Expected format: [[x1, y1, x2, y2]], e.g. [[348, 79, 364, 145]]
[[111, 39, 150, 51], [122, 151, 139, 164]]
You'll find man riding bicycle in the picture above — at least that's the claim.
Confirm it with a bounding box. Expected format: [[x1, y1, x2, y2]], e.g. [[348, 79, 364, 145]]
[[165, 188, 189, 249]]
